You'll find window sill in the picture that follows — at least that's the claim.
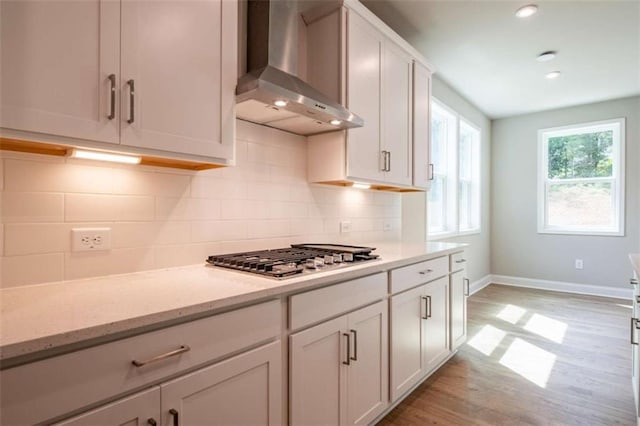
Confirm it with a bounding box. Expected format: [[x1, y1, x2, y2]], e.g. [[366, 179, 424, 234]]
[[537, 228, 624, 237], [428, 229, 481, 241]]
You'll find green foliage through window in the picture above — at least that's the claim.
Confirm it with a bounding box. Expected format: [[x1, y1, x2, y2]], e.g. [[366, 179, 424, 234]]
[[547, 131, 613, 179]]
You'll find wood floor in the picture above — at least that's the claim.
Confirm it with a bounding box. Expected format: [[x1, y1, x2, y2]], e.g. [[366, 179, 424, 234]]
[[378, 284, 636, 426]]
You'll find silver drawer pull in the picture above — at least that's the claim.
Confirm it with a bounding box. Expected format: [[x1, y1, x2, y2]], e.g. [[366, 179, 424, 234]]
[[455, 258, 467, 264], [631, 278, 639, 286], [419, 269, 433, 275], [132, 345, 190, 367]]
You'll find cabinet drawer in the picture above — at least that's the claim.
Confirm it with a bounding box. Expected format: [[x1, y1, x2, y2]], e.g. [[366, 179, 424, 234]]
[[1, 300, 281, 426], [289, 273, 386, 331], [390, 256, 448, 294], [450, 251, 467, 272]]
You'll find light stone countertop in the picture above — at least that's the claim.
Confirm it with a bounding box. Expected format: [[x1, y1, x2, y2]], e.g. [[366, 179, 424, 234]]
[[0, 241, 465, 362], [631, 254, 640, 277]]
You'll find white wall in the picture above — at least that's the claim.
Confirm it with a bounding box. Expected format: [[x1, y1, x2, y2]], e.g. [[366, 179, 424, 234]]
[[0, 120, 401, 288], [402, 76, 492, 283], [492, 96, 640, 288]]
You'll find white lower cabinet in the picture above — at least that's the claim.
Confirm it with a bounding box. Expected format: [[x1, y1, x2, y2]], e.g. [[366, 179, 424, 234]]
[[54, 388, 160, 426], [55, 341, 281, 426], [160, 341, 282, 426], [423, 277, 450, 372], [290, 301, 388, 426], [390, 276, 449, 402], [450, 269, 469, 350]]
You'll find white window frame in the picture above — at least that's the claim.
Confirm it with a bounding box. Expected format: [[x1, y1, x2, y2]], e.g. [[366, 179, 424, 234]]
[[428, 97, 482, 240], [537, 118, 625, 236]]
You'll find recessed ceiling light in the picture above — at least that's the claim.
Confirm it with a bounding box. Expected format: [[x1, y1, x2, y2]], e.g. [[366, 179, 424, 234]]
[[545, 71, 561, 79], [330, 119, 342, 126], [515, 4, 538, 18], [537, 51, 557, 62], [274, 100, 287, 107]]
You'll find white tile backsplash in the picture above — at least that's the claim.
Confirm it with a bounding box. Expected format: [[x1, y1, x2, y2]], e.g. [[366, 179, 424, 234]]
[[1, 121, 401, 288], [2, 192, 64, 223]]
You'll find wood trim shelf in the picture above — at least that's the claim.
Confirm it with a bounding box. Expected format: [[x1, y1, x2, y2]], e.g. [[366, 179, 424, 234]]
[[0, 137, 225, 171]]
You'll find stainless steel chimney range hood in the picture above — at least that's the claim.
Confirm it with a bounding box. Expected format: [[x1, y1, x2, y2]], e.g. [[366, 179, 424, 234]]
[[236, 0, 363, 136]]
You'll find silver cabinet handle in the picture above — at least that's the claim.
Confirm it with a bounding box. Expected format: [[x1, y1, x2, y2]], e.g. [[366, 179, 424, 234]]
[[419, 269, 433, 275], [342, 332, 351, 365], [147, 419, 157, 426], [632, 318, 639, 345], [631, 278, 639, 286], [380, 151, 391, 171], [132, 345, 190, 367], [350, 329, 357, 361], [169, 409, 179, 426], [464, 278, 470, 296], [421, 296, 429, 320], [127, 79, 135, 124], [428, 163, 434, 181], [107, 74, 116, 120], [636, 295, 640, 304], [455, 258, 467, 264]]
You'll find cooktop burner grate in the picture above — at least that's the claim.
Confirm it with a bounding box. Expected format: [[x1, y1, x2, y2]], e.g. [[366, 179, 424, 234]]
[[206, 244, 379, 279]]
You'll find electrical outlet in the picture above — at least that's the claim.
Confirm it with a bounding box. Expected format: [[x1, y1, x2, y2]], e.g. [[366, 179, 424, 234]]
[[72, 228, 112, 252], [575, 259, 583, 270], [340, 221, 352, 234]]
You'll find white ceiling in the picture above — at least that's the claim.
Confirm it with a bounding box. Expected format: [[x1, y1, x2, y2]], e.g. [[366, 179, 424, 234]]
[[362, 0, 640, 119]]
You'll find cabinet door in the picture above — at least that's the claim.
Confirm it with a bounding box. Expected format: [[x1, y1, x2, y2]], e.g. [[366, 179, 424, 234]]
[[290, 316, 349, 426], [120, 0, 236, 160], [1, 0, 120, 143], [53, 387, 160, 426], [161, 341, 282, 426], [390, 285, 425, 402], [346, 10, 385, 182], [451, 270, 468, 350], [412, 61, 432, 189], [382, 42, 412, 186], [423, 277, 450, 372], [346, 301, 389, 425]]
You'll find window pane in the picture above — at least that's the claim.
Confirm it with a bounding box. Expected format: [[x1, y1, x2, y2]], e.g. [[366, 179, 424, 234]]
[[459, 126, 472, 181], [428, 176, 445, 233], [431, 105, 453, 175], [547, 131, 613, 179], [459, 180, 471, 230], [547, 182, 614, 228], [459, 120, 480, 232]]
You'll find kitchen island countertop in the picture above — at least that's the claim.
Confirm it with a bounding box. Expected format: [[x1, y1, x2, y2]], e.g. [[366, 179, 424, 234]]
[[0, 241, 466, 363]]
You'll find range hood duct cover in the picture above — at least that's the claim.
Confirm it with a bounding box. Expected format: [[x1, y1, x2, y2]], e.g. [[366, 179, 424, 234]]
[[236, 0, 363, 136]]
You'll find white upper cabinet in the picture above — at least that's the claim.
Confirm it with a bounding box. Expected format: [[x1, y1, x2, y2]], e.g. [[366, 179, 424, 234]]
[[346, 11, 385, 183], [382, 42, 412, 186], [0, 0, 120, 144], [120, 0, 236, 160], [306, 1, 433, 190], [413, 61, 433, 189], [0, 0, 236, 164]]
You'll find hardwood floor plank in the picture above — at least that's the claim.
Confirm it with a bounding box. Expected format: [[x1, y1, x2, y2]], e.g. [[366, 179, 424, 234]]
[[378, 284, 636, 426]]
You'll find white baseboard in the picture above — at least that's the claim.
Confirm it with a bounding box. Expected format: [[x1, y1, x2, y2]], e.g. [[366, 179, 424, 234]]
[[470, 275, 492, 295], [490, 274, 632, 300]]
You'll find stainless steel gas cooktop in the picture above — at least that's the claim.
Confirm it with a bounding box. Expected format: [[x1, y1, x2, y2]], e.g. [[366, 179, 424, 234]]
[[206, 244, 379, 279]]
